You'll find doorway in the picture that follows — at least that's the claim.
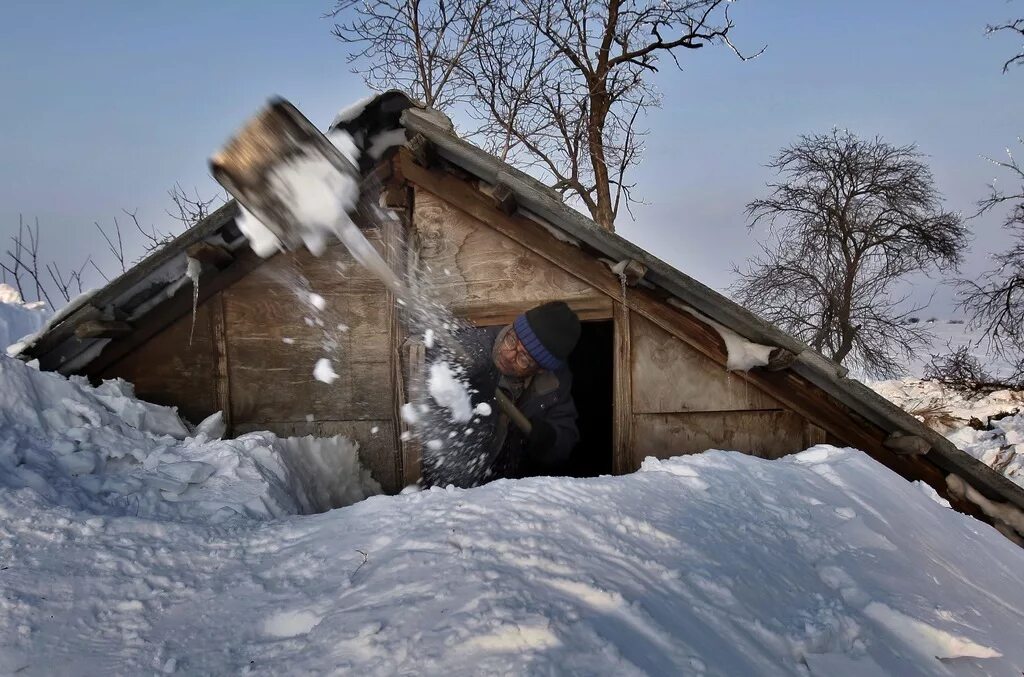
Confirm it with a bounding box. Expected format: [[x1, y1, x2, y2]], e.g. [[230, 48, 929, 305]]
[[564, 319, 614, 477]]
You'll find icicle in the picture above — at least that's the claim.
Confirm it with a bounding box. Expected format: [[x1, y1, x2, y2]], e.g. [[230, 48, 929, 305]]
[[186, 256, 202, 346]]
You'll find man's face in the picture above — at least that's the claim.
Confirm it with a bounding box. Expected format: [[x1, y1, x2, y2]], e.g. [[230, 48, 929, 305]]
[[493, 325, 541, 378]]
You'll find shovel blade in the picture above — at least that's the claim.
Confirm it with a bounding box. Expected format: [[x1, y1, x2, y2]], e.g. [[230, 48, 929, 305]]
[[209, 98, 359, 250]]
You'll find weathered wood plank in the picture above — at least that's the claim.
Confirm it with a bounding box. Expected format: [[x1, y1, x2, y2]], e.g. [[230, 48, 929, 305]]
[[98, 301, 218, 426], [209, 292, 233, 434], [74, 320, 133, 339], [400, 339, 426, 486], [632, 411, 809, 466], [82, 247, 265, 378], [463, 297, 612, 327], [630, 312, 780, 414], [413, 189, 606, 316], [613, 302, 633, 475]]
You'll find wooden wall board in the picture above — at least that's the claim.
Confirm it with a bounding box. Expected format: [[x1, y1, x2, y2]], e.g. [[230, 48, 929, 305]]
[[631, 410, 809, 466], [612, 302, 633, 475], [221, 237, 395, 426], [412, 189, 606, 316], [232, 419, 399, 493], [99, 298, 219, 426], [630, 312, 781, 414]]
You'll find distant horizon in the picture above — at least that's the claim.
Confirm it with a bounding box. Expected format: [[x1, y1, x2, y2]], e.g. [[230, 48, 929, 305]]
[[2, 1, 1021, 316]]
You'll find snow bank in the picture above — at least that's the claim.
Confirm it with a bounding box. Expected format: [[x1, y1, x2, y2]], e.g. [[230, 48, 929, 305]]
[[0, 354, 378, 522], [0, 283, 50, 354], [872, 378, 1024, 491], [3, 445, 1023, 674]]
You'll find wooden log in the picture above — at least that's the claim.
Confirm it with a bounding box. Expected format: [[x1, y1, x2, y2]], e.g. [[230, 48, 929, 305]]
[[407, 133, 434, 168], [491, 182, 518, 215], [620, 259, 647, 286], [766, 347, 798, 371], [884, 432, 931, 457], [185, 241, 234, 269], [74, 320, 133, 339]]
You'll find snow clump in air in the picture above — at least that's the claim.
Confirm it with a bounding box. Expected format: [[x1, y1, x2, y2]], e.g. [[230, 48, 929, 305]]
[[428, 361, 475, 423], [313, 358, 339, 384]]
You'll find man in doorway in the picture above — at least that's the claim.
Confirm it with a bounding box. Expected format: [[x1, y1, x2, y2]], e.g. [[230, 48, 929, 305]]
[[465, 301, 581, 480]]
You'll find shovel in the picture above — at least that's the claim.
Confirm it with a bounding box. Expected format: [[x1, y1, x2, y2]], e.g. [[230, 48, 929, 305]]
[[494, 389, 532, 435], [209, 98, 360, 251]]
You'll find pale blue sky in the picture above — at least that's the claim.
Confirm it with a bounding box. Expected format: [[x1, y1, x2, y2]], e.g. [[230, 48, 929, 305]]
[[1, 1, 1021, 313]]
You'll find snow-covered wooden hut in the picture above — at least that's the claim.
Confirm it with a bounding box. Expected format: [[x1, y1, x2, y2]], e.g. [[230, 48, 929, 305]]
[[14, 92, 1024, 541]]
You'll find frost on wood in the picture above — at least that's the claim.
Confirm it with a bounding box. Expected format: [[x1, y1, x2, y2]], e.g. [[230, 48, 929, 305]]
[[667, 298, 774, 371]]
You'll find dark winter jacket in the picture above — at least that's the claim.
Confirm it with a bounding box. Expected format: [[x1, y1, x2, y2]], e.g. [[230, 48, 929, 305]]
[[464, 326, 579, 479]]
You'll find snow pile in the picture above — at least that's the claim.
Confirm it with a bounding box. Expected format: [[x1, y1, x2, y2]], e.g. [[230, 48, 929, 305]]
[[427, 360, 473, 423], [3, 446, 1023, 674], [872, 378, 1024, 490], [0, 283, 50, 353], [947, 414, 1024, 490], [667, 297, 774, 371], [0, 354, 378, 522]]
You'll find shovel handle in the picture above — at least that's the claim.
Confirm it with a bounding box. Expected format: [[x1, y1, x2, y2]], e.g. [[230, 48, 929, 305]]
[[494, 389, 532, 436]]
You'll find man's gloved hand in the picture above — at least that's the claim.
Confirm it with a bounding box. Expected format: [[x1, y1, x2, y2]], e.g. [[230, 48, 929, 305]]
[[526, 418, 556, 460]]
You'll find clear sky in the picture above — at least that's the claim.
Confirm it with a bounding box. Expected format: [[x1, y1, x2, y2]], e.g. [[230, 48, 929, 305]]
[[1, 1, 1021, 314]]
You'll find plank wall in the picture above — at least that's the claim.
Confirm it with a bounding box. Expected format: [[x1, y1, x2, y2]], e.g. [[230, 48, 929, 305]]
[[100, 231, 402, 493], [412, 189, 611, 325], [627, 312, 824, 468]]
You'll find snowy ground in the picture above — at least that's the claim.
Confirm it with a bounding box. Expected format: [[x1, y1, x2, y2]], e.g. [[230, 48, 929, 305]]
[[1, 352, 1023, 674], [3, 289, 1024, 674], [871, 378, 1024, 492]]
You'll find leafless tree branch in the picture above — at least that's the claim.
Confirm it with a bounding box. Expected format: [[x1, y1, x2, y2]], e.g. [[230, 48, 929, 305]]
[[733, 129, 967, 377]]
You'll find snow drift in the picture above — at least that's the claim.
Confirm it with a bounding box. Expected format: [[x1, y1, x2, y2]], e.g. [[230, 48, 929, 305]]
[[3, 443, 1023, 674], [0, 283, 50, 354], [0, 354, 379, 522]]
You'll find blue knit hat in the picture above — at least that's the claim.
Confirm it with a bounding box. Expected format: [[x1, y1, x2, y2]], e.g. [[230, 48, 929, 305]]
[[513, 301, 581, 371]]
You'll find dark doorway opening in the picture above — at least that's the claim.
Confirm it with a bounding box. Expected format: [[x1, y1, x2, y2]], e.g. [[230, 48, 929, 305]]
[[564, 319, 614, 477]]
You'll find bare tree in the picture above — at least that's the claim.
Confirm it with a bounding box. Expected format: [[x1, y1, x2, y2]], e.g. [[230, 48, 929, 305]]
[[925, 344, 1018, 394], [959, 139, 1024, 383], [987, 14, 1024, 72], [167, 183, 223, 229], [329, 0, 760, 230], [2, 183, 221, 308], [733, 130, 968, 377], [328, 0, 494, 109], [2, 216, 52, 306]]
